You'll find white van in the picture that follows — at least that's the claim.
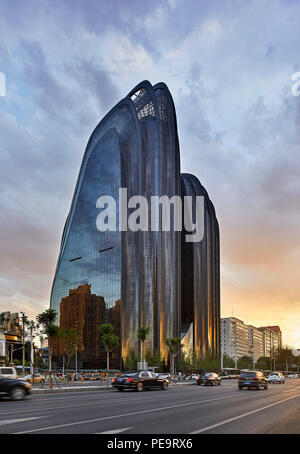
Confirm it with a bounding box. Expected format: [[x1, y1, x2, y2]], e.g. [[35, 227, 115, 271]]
[[0, 366, 17, 379]]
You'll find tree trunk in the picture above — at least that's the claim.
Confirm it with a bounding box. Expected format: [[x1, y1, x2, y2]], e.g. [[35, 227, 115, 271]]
[[49, 341, 52, 390], [106, 350, 110, 388]]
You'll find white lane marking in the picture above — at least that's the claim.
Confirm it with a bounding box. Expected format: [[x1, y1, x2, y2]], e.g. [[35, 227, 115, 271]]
[[96, 427, 133, 434], [190, 393, 300, 433], [14, 393, 245, 433], [0, 416, 46, 426], [0, 389, 206, 417]]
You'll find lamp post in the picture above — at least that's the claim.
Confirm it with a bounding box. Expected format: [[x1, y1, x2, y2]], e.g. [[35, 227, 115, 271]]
[[20, 312, 26, 374], [75, 346, 78, 374]]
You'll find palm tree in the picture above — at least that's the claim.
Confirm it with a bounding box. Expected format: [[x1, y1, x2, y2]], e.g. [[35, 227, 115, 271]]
[[99, 323, 119, 388], [36, 309, 59, 389], [137, 327, 150, 368]]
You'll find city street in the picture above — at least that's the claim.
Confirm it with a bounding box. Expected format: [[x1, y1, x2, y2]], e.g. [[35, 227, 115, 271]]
[[0, 379, 299, 434]]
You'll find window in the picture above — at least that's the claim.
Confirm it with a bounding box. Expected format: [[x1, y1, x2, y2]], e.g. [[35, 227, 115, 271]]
[[0, 368, 13, 375]]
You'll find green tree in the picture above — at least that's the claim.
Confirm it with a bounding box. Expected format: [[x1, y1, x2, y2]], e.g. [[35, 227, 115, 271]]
[[145, 350, 163, 371], [124, 351, 138, 371], [222, 354, 235, 368], [237, 355, 253, 370], [165, 337, 183, 382], [178, 351, 193, 375], [99, 323, 119, 387], [36, 309, 59, 389], [275, 347, 294, 371], [58, 328, 81, 376], [137, 326, 150, 367], [255, 356, 270, 371], [198, 352, 220, 372]]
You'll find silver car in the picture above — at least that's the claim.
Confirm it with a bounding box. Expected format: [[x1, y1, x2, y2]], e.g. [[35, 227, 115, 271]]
[[268, 372, 285, 383]]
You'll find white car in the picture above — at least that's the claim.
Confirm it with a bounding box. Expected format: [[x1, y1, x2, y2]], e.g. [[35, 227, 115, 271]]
[[0, 366, 17, 379], [158, 373, 171, 383], [268, 372, 285, 383]]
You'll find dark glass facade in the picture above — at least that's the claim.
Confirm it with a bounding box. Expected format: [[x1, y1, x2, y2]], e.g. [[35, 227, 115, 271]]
[[50, 81, 220, 367], [181, 174, 220, 358]]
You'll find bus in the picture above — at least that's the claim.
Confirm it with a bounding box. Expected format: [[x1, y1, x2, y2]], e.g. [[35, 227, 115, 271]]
[[219, 368, 240, 379]]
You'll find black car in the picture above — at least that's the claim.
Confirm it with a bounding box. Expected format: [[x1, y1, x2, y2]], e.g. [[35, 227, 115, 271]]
[[0, 376, 32, 400], [197, 372, 221, 386], [238, 371, 268, 390], [112, 371, 168, 392]]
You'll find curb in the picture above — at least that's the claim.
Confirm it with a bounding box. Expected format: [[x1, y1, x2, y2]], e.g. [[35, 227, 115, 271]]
[[32, 386, 111, 394]]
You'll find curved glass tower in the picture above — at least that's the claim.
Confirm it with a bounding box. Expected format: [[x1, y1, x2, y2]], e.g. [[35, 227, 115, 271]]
[[50, 81, 220, 368], [181, 174, 220, 358]]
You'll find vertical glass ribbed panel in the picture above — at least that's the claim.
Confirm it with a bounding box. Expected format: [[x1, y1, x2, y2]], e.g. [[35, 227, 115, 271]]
[[181, 174, 220, 359]]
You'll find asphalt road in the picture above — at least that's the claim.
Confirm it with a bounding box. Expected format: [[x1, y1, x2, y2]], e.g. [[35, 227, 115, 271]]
[[0, 379, 299, 434]]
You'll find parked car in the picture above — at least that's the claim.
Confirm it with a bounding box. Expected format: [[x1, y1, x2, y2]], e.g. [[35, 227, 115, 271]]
[[112, 371, 168, 392], [197, 373, 221, 386], [23, 373, 45, 384], [0, 366, 17, 379], [268, 372, 285, 384], [0, 376, 32, 400], [238, 371, 268, 390], [158, 373, 171, 383]]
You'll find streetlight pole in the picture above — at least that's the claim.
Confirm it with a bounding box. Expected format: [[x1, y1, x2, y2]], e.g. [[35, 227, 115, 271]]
[[29, 324, 34, 375], [20, 312, 26, 375], [75, 346, 77, 374]]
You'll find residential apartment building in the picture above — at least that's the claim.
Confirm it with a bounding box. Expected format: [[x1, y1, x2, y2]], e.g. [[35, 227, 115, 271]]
[[221, 318, 280, 364], [221, 318, 250, 363], [259, 326, 282, 357]]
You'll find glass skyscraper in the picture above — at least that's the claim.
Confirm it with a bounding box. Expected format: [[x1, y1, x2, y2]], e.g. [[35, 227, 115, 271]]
[[50, 80, 220, 368]]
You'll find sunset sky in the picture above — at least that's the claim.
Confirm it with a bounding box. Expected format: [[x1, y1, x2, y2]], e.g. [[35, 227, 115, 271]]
[[0, 0, 299, 347]]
